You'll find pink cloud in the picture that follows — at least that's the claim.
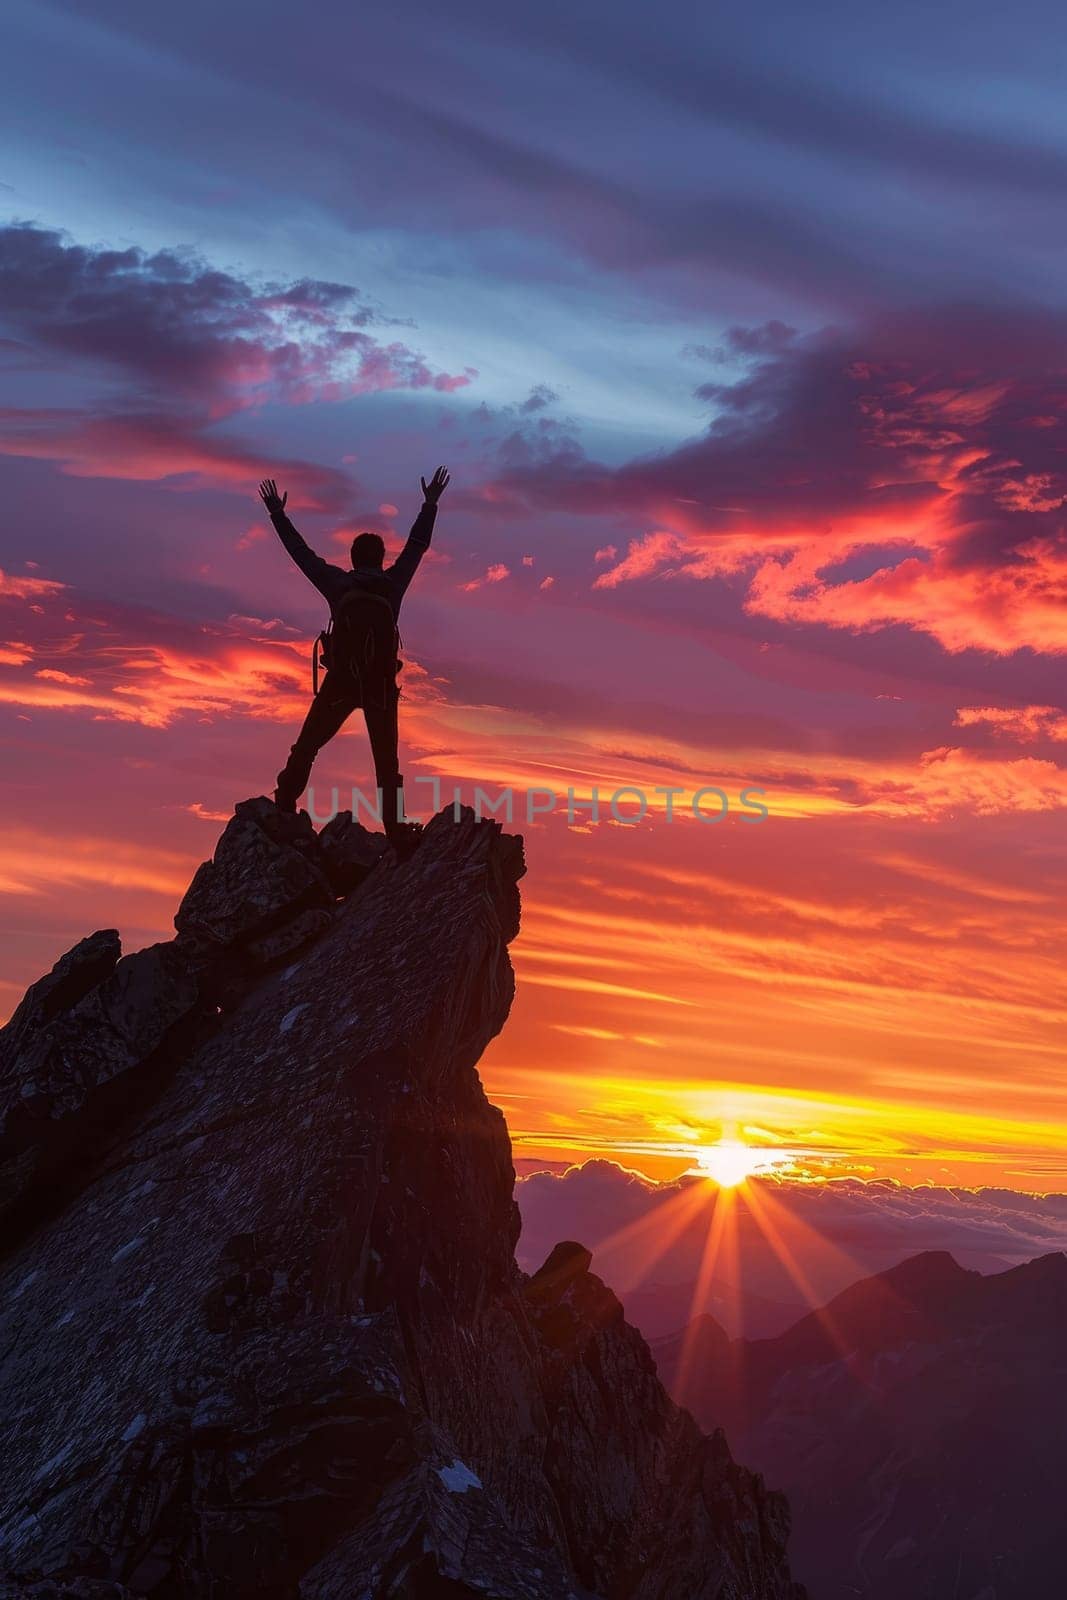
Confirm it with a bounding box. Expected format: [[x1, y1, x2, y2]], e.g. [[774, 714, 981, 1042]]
[[0, 224, 471, 416], [593, 532, 689, 589], [460, 562, 511, 592], [495, 310, 1067, 655], [0, 409, 353, 509], [0, 225, 473, 515]]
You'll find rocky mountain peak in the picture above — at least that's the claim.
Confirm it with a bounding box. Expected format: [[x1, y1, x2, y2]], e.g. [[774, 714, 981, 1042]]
[[0, 802, 801, 1599]]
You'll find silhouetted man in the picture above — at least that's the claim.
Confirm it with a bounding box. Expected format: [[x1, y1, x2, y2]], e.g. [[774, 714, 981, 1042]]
[[258, 467, 450, 846]]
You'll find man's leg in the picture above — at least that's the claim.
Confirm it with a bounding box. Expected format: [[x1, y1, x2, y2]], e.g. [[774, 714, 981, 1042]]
[[362, 682, 409, 839], [275, 673, 358, 811]]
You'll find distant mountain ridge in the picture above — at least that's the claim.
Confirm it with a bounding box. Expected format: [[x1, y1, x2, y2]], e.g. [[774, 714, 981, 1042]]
[[514, 1159, 1067, 1350], [620, 1276, 806, 1340], [654, 1248, 1067, 1600]]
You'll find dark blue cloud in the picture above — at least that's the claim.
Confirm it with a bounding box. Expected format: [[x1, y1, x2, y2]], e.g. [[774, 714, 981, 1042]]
[[7, 0, 1067, 320]]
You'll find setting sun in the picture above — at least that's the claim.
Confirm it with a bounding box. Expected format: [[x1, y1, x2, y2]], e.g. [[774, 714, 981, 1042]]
[[693, 1139, 765, 1188]]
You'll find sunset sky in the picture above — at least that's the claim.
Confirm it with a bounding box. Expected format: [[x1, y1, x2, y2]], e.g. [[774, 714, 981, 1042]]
[[3, 0, 1067, 1196]]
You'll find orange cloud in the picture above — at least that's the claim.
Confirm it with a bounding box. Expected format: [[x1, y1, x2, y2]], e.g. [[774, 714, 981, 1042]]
[[0, 569, 65, 600], [955, 704, 1067, 742], [0, 592, 312, 729], [879, 746, 1067, 817], [0, 825, 193, 900], [740, 531, 1067, 655], [35, 668, 90, 686]]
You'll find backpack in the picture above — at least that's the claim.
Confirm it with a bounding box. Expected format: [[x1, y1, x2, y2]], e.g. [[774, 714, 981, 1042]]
[[314, 581, 400, 704]]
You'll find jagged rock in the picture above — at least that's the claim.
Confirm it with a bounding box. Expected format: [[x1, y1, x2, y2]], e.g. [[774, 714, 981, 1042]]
[[318, 809, 389, 894], [0, 807, 802, 1599], [174, 796, 333, 951], [243, 905, 336, 967], [526, 1243, 796, 1600], [302, 1462, 585, 1599], [0, 798, 375, 1245], [0, 930, 120, 1073], [0, 940, 205, 1239], [4, 941, 201, 1130]]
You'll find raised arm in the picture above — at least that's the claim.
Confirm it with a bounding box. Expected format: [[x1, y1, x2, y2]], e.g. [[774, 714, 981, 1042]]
[[388, 466, 450, 597], [258, 479, 342, 602]]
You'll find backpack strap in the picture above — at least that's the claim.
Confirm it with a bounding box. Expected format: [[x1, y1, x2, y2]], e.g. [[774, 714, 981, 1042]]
[[313, 619, 333, 695]]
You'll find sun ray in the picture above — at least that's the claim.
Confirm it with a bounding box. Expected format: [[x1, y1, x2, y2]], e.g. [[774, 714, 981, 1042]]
[[673, 1183, 740, 1406], [586, 1177, 714, 1293], [740, 1183, 854, 1353]]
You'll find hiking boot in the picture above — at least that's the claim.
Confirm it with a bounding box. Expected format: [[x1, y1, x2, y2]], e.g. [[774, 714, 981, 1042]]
[[273, 787, 298, 814]]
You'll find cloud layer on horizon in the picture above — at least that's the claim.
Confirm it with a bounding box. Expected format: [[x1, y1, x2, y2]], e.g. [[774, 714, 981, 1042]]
[[516, 1159, 1067, 1327]]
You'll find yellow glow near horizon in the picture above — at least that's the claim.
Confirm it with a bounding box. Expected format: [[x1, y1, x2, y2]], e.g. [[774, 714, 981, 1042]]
[[692, 1139, 767, 1188], [493, 1056, 1067, 1190]]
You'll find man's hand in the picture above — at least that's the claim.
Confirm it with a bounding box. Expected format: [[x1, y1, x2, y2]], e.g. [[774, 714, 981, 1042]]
[[420, 465, 450, 505], [259, 478, 287, 516]]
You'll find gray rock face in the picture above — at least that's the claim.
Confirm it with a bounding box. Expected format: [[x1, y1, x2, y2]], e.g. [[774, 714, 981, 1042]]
[[0, 939, 204, 1238], [0, 1582, 135, 1598], [0, 805, 802, 1599], [0, 804, 389, 1243], [525, 1245, 798, 1600], [174, 797, 334, 950], [0, 931, 121, 1070], [317, 809, 389, 895]]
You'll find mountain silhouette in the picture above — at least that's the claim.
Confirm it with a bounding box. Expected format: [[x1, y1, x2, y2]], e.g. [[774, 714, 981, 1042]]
[[0, 802, 803, 1600], [619, 1275, 807, 1340], [654, 1248, 1067, 1599]]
